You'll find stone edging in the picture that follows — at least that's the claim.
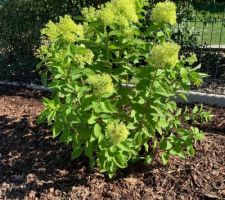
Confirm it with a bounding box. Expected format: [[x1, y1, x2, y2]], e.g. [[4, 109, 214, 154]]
[[1, 81, 225, 107], [175, 91, 225, 107], [0, 81, 52, 92]]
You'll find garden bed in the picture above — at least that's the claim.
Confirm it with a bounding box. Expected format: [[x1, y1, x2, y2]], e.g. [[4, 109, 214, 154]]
[[0, 86, 224, 200]]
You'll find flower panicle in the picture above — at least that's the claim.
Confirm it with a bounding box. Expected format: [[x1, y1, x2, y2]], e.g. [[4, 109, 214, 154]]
[[149, 42, 180, 68], [82, 0, 144, 27], [87, 73, 114, 97], [106, 122, 129, 145], [41, 15, 84, 43], [151, 1, 177, 25]]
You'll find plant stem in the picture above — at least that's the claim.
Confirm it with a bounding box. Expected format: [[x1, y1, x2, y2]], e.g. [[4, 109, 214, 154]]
[[106, 32, 109, 62], [149, 68, 159, 98], [142, 67, 159, 125]]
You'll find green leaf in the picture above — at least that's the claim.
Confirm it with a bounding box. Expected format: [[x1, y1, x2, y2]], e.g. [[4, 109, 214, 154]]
[[145, 155, 153, 164], [178, 93, 188, 101], [138, 96, 145, 104], [36, 109, 49, 124], [187, 145, 195, 157], [82, 68, 96, 76], [193, 105, 199, 114], [134, 132, 143, 147], [157, 31, 165, 38], [180, 67, 188, 82], [108, 30, 123, 36], [151, 106, 164, 117], [89, 158, 96, 170], [71, 146, 84, 160], [113, 153, 127, 168], [52, 119, 63, 138], [158, 118, 169, 129], [59, 127, 71, 143], [142, 127, 150, 137], [189, 71, 204, 86], [109, 44, 120, 50], [88, 113, 98, 124], [161, 153, 169, 165], [160, 138, 173, 150], [177, 151, 186, 159], [47, 111, 55, 123], [175, 108, 182, 117], [116, 142, 135, 154], [127, 123, 136, 130], [94, 123, 102, 138], [130, 110, 137, 123], [182, 138, 193, 146], [41, 70, 48, 86], [191, 127, 204, 140], [100, 101, 117, 113], [85, 141, 95, 158]]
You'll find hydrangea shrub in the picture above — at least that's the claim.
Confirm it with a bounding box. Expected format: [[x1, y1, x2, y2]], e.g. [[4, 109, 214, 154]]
[[37, 0, 207, 178]]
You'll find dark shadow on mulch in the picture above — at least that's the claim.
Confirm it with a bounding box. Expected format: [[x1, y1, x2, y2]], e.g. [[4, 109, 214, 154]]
[[0, 85, 49, 99], [0, 115, 92, 199]]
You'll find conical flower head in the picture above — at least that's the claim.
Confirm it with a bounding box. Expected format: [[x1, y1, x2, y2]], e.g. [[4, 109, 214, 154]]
[[41, 15, 84, 43], [87, 73, 114, 97], [106, 122, 129, 145], [151, 2, 177, 25], [149, 42, 180, 68], [82, 6, 100, 22], [73, 49, 94, 65], [82, 0, 141, 27], [112, 0, 139, 24]]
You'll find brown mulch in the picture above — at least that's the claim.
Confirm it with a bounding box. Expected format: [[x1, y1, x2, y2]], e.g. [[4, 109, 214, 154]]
[[0, 86, 225, 200], [192, 78, 225, 96]]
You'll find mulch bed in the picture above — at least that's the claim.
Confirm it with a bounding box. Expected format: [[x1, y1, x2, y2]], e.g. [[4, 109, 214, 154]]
[[0, 86, 225, 200], [192, 78, 225, 96]]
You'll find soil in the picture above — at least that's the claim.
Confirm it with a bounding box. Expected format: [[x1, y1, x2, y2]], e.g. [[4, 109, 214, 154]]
[[0, 86, 225, 200]]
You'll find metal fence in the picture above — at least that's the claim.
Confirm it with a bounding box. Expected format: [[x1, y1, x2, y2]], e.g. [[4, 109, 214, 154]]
[[175, 3, 225, 80], [191, 11, 225, 80], [178, 5, 225, 48]]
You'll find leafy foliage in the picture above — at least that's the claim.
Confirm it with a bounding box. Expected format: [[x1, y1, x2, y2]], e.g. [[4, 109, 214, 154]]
[[183, 104, 213, 124], [37, 0, 208, 178]]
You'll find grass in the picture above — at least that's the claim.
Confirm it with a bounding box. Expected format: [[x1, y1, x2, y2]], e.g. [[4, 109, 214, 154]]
[[178, 2, 225, 46], [181, 2, 225, 46], [176, 20, 225, 46], [188, 21, 225, 46]]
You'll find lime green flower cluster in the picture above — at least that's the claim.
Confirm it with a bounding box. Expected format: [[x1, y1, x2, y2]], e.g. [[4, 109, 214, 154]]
[[87, 73, 114, 97], [82, 7, 100, 22], [82, 0, 140, 27], [36, 44, 50, 58], [73, 49, 94, 65], [41, 15, 84, 43], [106, 122, 129, 145], [151, 1, 177, 25], [111, 0, 139, 25], [149, 42, 180, 68], [100, 2, 116, 26]]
